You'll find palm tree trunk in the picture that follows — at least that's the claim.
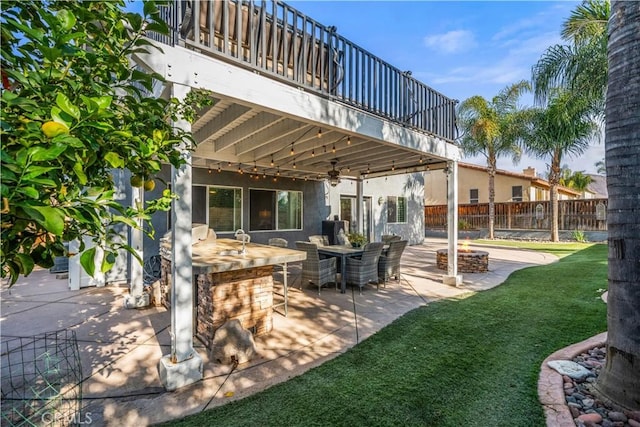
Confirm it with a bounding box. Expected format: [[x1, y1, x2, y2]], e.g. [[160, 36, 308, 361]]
[[488, 158, 496, 239], [548, 157, 561, 242], [594, 0, 640, 411]]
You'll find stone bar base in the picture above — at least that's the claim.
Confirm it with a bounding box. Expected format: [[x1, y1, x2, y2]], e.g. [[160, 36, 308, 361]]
[[196, 266, 274, 347], [436, 249, 489, 273]]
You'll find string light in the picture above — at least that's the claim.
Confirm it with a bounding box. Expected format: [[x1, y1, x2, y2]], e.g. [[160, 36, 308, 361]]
[[347, 136, 351, 145], [208, 167, 212, 174], [293, 161, 297, 169], [392, 160, 395, 171], [227, 161, 232, 167], [332, 143, 336, 153], [238, 163, 243, 174], [253, 161, 257, 172], [277, 167, 280, 176], [270, 156, 274, 167], [367, 163, 370, 174], [290, 143, 295, 155], [419, 156, 423, 164], [217, 163, 222, 173], [311, 148, 315, 157], [347, 166, 351, 172], [317, 128, 322, 138]]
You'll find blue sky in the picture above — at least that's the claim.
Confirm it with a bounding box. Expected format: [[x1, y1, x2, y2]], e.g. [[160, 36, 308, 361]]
[[128, 0, 604, 175]]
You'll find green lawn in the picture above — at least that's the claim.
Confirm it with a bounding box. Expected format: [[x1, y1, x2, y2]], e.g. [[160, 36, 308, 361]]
[[166, 242, 608, 427]]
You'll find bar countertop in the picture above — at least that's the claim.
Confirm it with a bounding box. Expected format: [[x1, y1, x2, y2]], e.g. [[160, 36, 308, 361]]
[[160, 238, 306, 273]]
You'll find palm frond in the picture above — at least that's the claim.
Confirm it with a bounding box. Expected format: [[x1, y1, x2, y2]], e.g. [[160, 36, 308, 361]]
[[561, 0, 610, 44]]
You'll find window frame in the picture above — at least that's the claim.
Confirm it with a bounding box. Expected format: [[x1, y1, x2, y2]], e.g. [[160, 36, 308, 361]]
[[198, 184, 243, 233], [387, 195, 407, 224], [512, 185, 523, 202], [469, 188, 479, 204]]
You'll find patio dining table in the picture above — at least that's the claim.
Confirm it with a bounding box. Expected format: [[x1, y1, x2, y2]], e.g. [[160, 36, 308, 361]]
[[317, 245, 365, 293]]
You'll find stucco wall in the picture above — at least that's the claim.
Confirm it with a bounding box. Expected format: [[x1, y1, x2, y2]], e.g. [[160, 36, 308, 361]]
[[425, 167, 535, 205]]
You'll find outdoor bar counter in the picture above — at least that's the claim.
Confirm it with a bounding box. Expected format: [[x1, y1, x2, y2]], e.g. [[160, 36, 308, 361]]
[[159, 236, 306, 345]]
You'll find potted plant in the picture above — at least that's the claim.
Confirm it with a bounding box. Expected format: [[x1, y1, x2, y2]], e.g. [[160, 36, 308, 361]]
[[347, 232, 367, 248]]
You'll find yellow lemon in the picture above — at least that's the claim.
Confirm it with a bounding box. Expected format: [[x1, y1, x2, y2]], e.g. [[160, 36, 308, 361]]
[[41, 121, 69, 138], [143, 179, 155, 192], [130, 175, 144, 188]]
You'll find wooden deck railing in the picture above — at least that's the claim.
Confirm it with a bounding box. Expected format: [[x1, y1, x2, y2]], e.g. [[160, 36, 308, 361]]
[[425, 199, 609, 231], [150, 0, 457, 142]]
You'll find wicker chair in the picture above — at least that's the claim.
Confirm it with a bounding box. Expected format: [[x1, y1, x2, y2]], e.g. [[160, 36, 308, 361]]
[[295, 241, 337, 294], [381, 234, 402, 244], [308, 235, 329, 246], [268, 237, 288, 248], [345, 242, 384, 294], [377, 240, 408, 289]]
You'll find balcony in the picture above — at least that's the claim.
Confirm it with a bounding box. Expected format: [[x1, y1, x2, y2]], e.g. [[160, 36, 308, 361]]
[[144, 0, 458, 179]]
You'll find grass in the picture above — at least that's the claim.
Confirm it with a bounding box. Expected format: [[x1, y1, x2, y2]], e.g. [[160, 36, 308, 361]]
[[167, 242, 608, 427]]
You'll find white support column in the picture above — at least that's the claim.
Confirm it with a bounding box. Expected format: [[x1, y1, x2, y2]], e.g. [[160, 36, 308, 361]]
[[158, 83, 203, 390], [443, 161, 462, 286], [124, 186, 149, 308], [356, 178, 364, 234]]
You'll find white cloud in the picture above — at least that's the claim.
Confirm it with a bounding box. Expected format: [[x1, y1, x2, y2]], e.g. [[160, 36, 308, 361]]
[[423, 30, 477, 54]]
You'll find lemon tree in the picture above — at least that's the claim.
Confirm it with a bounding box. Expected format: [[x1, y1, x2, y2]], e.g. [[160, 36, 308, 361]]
[[1, 1, 211, 285]]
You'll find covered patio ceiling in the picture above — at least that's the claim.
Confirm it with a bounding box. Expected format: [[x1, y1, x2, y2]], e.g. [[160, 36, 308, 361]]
[[190, 95, 452, 182]]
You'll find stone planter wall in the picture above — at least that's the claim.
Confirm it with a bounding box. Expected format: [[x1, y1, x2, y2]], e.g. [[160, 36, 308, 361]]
[[436, 249, 489, 273]]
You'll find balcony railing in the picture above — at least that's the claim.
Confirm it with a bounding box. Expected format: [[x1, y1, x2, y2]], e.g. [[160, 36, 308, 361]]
[[151, 0, 457, 142]]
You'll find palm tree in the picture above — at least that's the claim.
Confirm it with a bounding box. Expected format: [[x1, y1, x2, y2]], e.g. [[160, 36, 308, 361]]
[[559, 169, 594, 192], [518, 90, 600, 241], [457, 80, 530, 239], [594, 0, 640, 411], [595, 158, 606, 174], [532, 0, 609, 113]]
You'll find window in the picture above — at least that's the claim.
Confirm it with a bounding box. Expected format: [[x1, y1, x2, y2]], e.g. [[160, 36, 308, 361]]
[[249, 189, 302, 231], [208, 186, 242, 232], [512, 186, 523, 202], [469, 189, 479, 204], [387, 196, 407, 223]]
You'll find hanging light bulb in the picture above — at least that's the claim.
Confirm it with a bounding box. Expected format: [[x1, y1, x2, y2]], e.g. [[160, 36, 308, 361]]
[[392, 160, 395, 171], [311, 148, 315, 157], [253, 161, 257, 172], [290, 143, 295, 155], [347, 166, 351, 172], [347, 136, 351, 145], [263, 172, 267, 178], [317, 128, 322, 138], [208, 167, 212, 174], [217, 163, 222, 173], [238, 163, 243, 174], [270, 156, 274, 167], [367, 163, 370, 174], [227, 161, 232, 167], [277, 167, 280, 176], [293, 161, 297, 169], [332, 143, 336, 153], [419, 155, 423, 164]]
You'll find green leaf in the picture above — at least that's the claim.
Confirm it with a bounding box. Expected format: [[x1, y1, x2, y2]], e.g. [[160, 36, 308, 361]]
[[57, 9, 77, 31], [56, 93, 80, 120], [101, 251, 116, 273], [30, 143, 67, 161], [50, 106, 73, 127], [23, 166, 55, 180], [80, 247, 96, 277], [112, 215, 138, 228], [22, 205, 65, 235], [17, 186, 39, 199], [104, 152, 125, 168], [15, 253, 35, 276], [73, 162, 87, 185]]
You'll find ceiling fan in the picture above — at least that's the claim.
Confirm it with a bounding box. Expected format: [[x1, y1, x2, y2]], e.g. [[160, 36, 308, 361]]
[[327, 160, 341, 187]]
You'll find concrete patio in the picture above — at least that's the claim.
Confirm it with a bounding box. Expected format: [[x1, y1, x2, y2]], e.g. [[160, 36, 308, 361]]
[[0, 239, 557, 426]]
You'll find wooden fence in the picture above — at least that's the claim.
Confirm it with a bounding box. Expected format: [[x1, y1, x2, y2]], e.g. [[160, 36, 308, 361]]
[[425, 198, 608, 231]]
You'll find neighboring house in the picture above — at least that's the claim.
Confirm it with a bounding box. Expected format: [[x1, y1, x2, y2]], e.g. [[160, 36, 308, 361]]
[[424, 163, 583, 205], [587, 174, 608, 198]]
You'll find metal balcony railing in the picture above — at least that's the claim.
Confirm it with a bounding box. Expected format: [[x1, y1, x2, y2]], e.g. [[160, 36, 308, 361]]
[[151, 0, 457, 142]]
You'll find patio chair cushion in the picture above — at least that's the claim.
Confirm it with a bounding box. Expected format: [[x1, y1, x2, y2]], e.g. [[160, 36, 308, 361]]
[[308, 235, 329, 246], [268, 238, 288, 248]]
